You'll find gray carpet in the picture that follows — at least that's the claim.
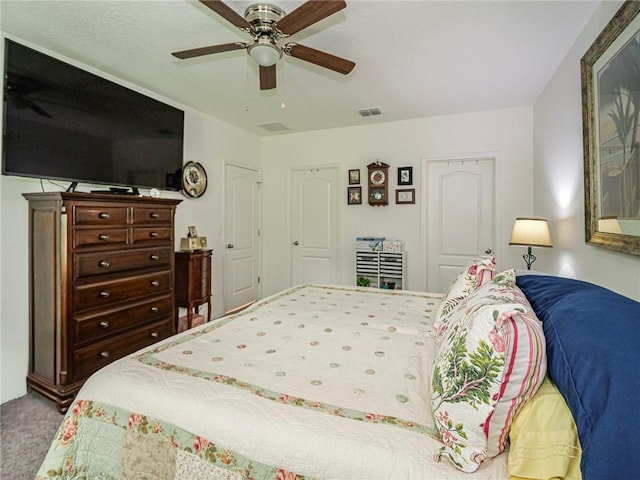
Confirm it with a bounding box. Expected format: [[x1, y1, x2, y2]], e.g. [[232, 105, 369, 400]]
[[1, 393, 63, 480]]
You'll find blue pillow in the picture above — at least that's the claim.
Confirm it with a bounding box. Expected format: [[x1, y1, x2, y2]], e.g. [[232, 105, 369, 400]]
[[516, 275, 640, 480]]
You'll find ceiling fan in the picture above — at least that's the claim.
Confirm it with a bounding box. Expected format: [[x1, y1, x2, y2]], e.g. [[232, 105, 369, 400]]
[[172, 0, 356, 90]]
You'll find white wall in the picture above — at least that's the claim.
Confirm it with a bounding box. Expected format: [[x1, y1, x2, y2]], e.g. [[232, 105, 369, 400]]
[[533, 0, 640, 301], [180, 110, 262, 319], [260, 107, 534, 297], [0, 43, 262, 402]]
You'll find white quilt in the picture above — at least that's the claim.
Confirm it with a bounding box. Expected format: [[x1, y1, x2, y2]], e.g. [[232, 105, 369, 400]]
[[42, 284, 509, 479]]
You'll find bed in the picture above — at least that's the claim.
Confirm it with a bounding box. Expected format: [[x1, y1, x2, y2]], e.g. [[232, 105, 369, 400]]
[[35, 258, 640, 480]]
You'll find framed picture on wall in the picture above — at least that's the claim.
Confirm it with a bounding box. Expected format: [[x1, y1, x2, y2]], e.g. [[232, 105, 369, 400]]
[[581, 0, 640, 256], [348, 186, 362, 205], [348, 169, 360, 185], [398, 167, 413, 185], [396, 188, 415, 204]]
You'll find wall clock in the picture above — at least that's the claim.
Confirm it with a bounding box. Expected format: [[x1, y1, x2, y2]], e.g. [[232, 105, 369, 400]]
[[182, 161, 208, 198], [367, 161, 389, 206]]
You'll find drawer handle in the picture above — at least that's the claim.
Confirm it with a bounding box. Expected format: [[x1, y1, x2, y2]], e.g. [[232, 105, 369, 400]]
[[150, 255, 160, 261], [100, 290, 110, 298], [99, 320, 110, 328], [100, 351, 110, 359], [151, 306, 159, 313], [99, 212, 110, 219], [99, 234, 110, 241], [149, 232, 159, 238], [151, 280, 160, 287], [150, 331, 159, 339], [150, 213, 160, 219], [99, 260, 110, 268]]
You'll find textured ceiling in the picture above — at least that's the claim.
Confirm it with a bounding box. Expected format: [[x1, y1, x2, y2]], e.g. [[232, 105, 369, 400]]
[[1, 0, 601, 136]]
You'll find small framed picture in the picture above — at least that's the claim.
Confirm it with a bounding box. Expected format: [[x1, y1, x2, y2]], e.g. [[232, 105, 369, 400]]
[[348, 169, 360, 185], [398, 166, 413, 186], [348, 186, 362, 205], [187, 225, 198, 237], [396, 188, 415, 205]]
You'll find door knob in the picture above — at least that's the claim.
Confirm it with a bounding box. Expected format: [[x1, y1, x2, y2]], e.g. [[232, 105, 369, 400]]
[[485, 248, 492, 254], [293, 241, 299, 246], [226, 243, 234, 249]]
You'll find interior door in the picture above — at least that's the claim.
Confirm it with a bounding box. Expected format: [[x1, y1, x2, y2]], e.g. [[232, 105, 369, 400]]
[[224, 164, 261, 313], [426, 158, 495, 292], [291, 167, 339, 285]]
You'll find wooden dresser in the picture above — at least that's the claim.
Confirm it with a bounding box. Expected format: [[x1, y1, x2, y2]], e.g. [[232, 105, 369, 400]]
[[175, 249, 212, 331], [23, 192, 182, 412]]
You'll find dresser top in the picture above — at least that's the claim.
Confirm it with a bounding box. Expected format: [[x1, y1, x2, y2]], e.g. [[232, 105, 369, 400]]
[[23, 191, 183, 207]]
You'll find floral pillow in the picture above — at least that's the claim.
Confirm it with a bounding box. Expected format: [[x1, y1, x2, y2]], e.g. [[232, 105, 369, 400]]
[[431, 269, 546, 473], [433, 255, 496, 340]]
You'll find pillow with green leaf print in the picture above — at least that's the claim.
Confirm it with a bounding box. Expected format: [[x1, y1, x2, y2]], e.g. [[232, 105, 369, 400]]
[[433, 255, 496, 341], [430, 269, 546, 473]]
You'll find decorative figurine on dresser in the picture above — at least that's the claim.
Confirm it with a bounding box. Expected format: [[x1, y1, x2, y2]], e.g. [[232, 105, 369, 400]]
[[23, 192, 182, 413]]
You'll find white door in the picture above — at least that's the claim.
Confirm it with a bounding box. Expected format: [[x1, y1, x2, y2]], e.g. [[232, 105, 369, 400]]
[[426, 158, 495, 292], [224, 164, 261, 313], [291, 167, 340, 285]]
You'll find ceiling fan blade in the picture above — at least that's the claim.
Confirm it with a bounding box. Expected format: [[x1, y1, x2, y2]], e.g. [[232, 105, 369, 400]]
[[199, 0, 252, 30], [285, 43, 355, 75], [260, 65, 277, 90], [172, 42, 247, 59], [276, 0, 346, 36]]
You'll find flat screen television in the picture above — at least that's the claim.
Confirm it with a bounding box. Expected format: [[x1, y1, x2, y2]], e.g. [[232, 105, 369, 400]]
[[2, 39, 184, 192]]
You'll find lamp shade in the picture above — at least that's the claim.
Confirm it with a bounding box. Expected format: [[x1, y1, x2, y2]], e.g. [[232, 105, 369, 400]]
[[247, 39, 282, 67], [509, 217, 553, 247]]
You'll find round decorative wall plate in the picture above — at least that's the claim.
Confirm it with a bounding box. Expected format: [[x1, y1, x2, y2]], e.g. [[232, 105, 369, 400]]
[[181, 161, 208, 198]]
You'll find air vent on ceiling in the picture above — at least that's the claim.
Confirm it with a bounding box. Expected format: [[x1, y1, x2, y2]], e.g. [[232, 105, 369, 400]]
[[357, 107, 382, 117], [258, 121, 290, 132]]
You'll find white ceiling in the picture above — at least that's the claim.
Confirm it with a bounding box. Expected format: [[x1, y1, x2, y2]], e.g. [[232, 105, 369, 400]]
[[1, 0, 600, 137]]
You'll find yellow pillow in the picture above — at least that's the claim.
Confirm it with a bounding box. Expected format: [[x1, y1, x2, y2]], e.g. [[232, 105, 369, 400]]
[[508, 377, 582, 480]]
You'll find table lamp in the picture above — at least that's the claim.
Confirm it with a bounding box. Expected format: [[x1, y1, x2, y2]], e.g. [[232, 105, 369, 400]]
[[509, 217, 553, 270]]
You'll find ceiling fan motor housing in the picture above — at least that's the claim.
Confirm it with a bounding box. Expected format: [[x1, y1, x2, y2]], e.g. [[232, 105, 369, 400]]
[[244, 4, 286, 35]]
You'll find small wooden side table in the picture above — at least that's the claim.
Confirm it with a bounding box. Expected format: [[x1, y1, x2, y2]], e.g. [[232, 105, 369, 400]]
[[175, 249, 212, 330]]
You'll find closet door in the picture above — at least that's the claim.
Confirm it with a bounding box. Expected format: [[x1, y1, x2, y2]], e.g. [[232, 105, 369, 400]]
[[426, 158, 495, 292], [224, 164, 261, 313], [290, 167, 339, 285]]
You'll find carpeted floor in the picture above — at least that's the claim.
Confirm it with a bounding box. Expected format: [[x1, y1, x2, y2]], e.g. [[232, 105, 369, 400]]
[[1, 393, 63, 480]]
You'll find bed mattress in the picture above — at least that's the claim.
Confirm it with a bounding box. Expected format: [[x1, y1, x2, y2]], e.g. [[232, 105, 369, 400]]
[[37, 284, 509, 479]]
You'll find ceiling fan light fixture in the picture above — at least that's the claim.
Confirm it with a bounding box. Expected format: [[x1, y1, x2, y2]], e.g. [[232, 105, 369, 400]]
[[247, 38, 282, 67]]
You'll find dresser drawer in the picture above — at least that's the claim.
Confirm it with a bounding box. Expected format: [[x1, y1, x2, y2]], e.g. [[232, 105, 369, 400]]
[[74, 270, 172, 311], [73, 228, 128, 248], [73, 294, 173, 345], [72, 318, 173, 380], [132, 227, 172, 244], [73, 205, 128, 225], [132, 207, 173, 225], [75, 246, 172, 278]]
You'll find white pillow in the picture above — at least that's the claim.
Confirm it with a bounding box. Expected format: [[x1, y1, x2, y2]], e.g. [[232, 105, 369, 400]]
[[433, 256, 496, 341], [431, 269, 547, 472]]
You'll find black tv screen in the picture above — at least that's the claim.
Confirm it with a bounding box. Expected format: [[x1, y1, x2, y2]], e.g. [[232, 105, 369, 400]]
[[2, 39, 184, 191]]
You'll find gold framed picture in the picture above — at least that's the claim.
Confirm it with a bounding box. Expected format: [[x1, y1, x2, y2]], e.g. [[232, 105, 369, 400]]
[[581, 1, 640, 255]]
